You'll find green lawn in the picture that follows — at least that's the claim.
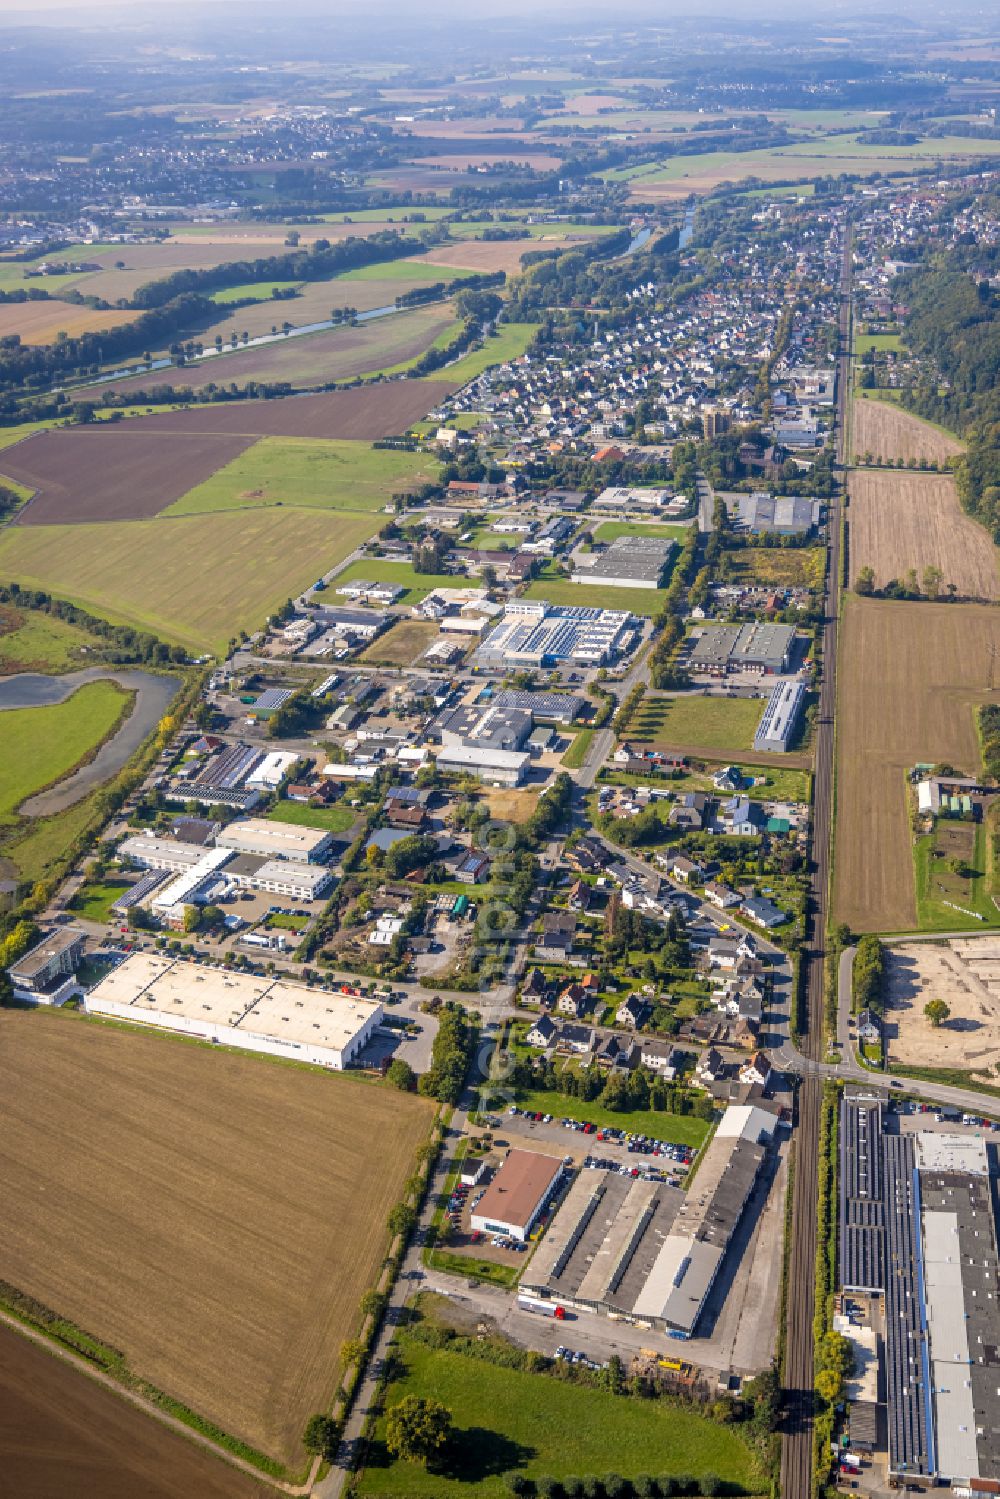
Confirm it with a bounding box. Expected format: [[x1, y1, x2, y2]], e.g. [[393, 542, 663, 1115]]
[[560, 728, 594, 769], [267, 799, 356, 835], [357, 1322, 762, 1496], [333, 559, 459, 606], [167, 438, 440, 517], [510, 1087, 710, 1148], [0, 681, 131, 826], [592, 521, 690, 543], [434, 323, 537, 385], [0, 606, 106, 674], [913, 823, 1000, 931], [523, 575, 666, 617], [209, 281, 302, 304], [686, 762, 812, 803], [338, 259, 454, 283], [855, 332, 902, 355], [0, 507, 383, 655], [68, 878, 130, 923], [628, 695, 763, 752]]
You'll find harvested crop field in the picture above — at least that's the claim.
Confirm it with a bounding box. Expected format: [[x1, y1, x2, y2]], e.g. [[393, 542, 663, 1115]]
[[0, 1323, 273, 1499], [834, 596, 1000, 932], [199, 271, 446, 344], [413, 241, 556, 274], [0, 1010, 435, 1470], [2, 428, 255, 525], [78, 383, 457, 441], [852, 397, 964, 466], [848, 469, 999, 601], [885, 937, 1000, 1079], [0, 506, 382, 653], [96, 305, 459, 398], [0, 300, 137, 345]]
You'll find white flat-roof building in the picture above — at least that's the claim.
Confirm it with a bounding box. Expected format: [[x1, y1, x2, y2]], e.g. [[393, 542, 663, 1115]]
[[119, 834, 207, 873], [754, 680, 806, 754], [246, 751, 300, 789], [241, 859, 334, 901], [85, 953, 381, 1069], [8, 927, 86, 1005], [216, 817, 334, 864], [435, 744, 530, 787], [152, 847, 235, 924]]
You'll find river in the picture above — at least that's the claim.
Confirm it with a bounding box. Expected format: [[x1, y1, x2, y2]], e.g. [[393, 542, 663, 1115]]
[[0, 668, 180, 815], [679, 203, 696, 250]]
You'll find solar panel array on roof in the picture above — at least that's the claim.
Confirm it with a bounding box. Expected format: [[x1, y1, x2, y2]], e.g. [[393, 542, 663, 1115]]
[[882, 1133, 934, 1480], [840, 1095, 884, 1294]]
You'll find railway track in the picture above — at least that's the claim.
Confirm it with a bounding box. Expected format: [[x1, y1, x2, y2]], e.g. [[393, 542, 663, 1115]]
[[780, 222, 853, 1498]]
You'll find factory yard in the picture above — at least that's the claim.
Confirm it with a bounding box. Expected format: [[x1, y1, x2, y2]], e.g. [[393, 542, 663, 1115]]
[[848, 469, 1000, 601], [834, 597, 1000, 931], [852, 396, 965, 467], [0, 1009, 436, 1471], [885, 937, 1000, 1080]]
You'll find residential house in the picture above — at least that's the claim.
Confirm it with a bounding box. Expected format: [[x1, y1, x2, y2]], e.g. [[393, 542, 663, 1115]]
[[386, 802, 428, 831], [669, 792, 708, 830], [639, 1039, 678, 1077], [719, 796, 764, 837], [733, 1017, 760, 1050], [556, 983, 590, 1019], [713, 765, 744, 793], [596, 1034, 638, 1071], [556, 1023, 595, 1055], [857, 1009, 881, 1045], [536, 911, 576, 963], [567, 879, 592, 912], [668, 855, 703, 884], [615, 993, 649, 1029], [741, 895, 787, 929], [739, 1051, 773, 1087], [707, 933, 758, 971], [696, 1047, 727, 1083], [522, 968, 549, 1003], [526, 1015, 558, 1048], [704, 881, 741, 910]]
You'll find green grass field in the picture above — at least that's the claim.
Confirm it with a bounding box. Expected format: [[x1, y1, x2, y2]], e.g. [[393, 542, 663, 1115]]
[[434, 323, 536, 385], [523, 575, 666, 616], [166, 438, 440, 517], [209, 281, 302, 304], [267, 799, 356, 835], [726, 548, 824, 590], [0, 606, 105, 674], [687, 762, 812, 803], [356, 618, 444, 666], [511, 1086, 710, 1147], [68, 878, 130, 923], [357, 1315, 762, 1497], [0, 507, 383, 654], [628, 695, 764, 751], [338, 259, 453, 283], [560, 727, 593, 769], [914, 822, 1000, 931], [332, 559, 459, 607], [0, 681, 130, 827], [855, 332, 902, 355], [592, 521, 689, 543]]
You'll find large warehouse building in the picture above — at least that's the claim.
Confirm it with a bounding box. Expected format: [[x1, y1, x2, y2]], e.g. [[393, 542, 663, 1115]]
[[216, 817, 335, 864], [474, 602, 637, 670], [753, 680, 806, 754], [522, 1104, 779, 1336], [571, 535, 675, 590], [85, 953, 381, 1069], [688, 622, 797, 678], [838, 1093, 1000, 1487]]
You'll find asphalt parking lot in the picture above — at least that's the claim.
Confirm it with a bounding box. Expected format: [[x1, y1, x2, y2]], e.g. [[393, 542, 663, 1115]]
[[492, 1106, 696, 1181]]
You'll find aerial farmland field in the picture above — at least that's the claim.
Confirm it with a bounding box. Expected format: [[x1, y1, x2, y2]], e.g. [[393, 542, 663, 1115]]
[[834, 596, 1000, 932], [0, 427, 255, 524], [0, 505, 383, 653], [848, 469, 999, 601], [0, 300, 138, 345], [0, 1323, 274, 1499], [852, 397, 964, 466], [96, 304, 461, 398], [166, 437, 440, 516], [114, 383, 457, 439], [0, 1009, 436, 1472]]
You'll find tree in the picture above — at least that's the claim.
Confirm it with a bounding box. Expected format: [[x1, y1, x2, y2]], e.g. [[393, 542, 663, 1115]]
[[387, 1202, 416, 1239], [360, 1288, 387, 1320], [340, 1338, 365, 1367], [384, 1395, 451, 1467], [302, 1413, 339, 1458], [182, 905, 201, 933], [855, 565, 876, 597], [815, 1367, 842, 1404], [387, 1058, 416, 1092], [924, 998, 951, 1028]]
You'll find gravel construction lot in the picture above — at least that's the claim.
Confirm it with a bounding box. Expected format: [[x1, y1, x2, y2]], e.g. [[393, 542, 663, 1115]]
[[886, 937, 1000, 1079], [86, 382, 457, 440], [834, 596, 1000, 932], [0, 1009, 436, 1469], [852, 398, 964, 466], [848, 469, 1000, 601], [0, 1322, 273, 1499], [2, 428, 255, 525]]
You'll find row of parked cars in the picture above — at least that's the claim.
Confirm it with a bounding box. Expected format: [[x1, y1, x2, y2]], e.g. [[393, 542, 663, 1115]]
[[582, 1155, 672, 1184], [555, 1346, 605, 1371]]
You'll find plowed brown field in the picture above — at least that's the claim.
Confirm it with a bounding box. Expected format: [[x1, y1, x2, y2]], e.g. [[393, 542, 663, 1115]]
[[2, 428, 254, 524], [852, 398, 964, 466], [0, 1010, 435, 1469], [834, 596, 1000, 932], [0, 1322, 273, 1499], [848, 469, 999, 601]]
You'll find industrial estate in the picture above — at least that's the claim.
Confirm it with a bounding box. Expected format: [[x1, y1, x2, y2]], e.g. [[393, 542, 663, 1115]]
[[3, 5, 1000, 1499]]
